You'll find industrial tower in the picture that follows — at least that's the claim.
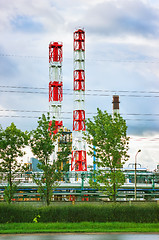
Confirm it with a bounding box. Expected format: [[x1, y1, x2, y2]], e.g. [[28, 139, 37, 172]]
[[49, 41, 63, 135], [71, 29, 87, 171], [112, 95, 120, 116]]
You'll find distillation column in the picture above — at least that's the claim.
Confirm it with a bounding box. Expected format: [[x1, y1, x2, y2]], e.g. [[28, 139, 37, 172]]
[[71, 29, 87, 171]]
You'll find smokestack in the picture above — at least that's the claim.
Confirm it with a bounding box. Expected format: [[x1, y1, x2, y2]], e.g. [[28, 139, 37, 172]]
[[71, 28, 87, 172], [112, 95, 120, 115]]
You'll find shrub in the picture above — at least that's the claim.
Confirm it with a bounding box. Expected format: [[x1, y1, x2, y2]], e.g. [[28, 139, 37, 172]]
[[0, 203, 37, 223], [0, 203, 158, 223]]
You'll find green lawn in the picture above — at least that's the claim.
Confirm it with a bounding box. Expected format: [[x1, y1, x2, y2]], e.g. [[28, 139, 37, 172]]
[[0, 222, 159, 234]]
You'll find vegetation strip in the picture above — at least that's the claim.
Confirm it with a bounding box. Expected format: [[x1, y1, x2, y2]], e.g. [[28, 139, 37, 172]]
[[0, 222, 159, 234], [1, 203, 159, 223]]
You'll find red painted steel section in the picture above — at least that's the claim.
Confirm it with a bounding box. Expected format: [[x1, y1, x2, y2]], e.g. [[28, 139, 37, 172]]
[[73, 110, 85, 131], [49, 81, 63, 102], [49, 42, 63, 63], [49, 120, 63, 135], [74, 70, 85, 91], [74, 29, 85, 51], [71, 150, 87, 171]]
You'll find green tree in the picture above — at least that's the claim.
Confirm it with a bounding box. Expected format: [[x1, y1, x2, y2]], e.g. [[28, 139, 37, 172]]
[[85, 108, 129, 202], [30, 113, 62, 206], [57, 131, 72, 172], [0, 123, 29, 203], [57, 143, 71, 171], [57, 132, 72, 182]]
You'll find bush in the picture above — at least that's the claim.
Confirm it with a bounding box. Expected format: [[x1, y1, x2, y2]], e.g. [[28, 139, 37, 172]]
[[0, 203, 158, 223], [0, 203, 37, 223]]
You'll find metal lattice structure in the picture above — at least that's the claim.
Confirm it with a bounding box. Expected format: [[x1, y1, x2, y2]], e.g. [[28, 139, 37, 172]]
[[49, 41, 63, 134], [71, 29, 87, 171]]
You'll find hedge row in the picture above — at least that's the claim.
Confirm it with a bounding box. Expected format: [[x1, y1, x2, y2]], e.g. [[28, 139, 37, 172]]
[[0, 203, 158, 223]]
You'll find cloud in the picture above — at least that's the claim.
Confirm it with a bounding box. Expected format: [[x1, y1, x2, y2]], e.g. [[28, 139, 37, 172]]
[[127, 134, 159, 170], [11, 15, 44, 33], [76, 0, 159, 39], [0, 0, 65, 33], [0, 52, 18, 78], [0, 0, 159, 171]]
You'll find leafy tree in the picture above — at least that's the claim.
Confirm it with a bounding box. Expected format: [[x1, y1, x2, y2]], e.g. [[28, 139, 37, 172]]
[[57, 131, 72, 172], [85, 108, 129, 201], [0, 123, 29, 203], [57, 132, 72, 182], [30, 113, 62, 205], [57, 143, 71, 171]]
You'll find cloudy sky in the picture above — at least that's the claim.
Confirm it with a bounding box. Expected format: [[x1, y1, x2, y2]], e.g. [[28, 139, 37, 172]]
[[0, 0, 159, 170]]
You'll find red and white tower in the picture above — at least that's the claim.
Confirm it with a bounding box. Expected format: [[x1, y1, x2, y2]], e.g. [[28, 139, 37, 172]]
[[71, 29, 87, 171], [49, 41, 63, 135]]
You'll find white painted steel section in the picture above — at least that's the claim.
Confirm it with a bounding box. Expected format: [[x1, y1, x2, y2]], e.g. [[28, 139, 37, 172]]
[[49, 65, 62, 82], [74, 50, 85, 70], [113, 109, 119, 116], [49, 104, 62, 121], [72, 131, 86, 151], [73, 91, 85, 110]]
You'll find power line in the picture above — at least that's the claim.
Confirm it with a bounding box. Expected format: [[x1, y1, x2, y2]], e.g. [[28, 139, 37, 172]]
[[125, 119, 158, 121], [124, 113, 159, 116], [130, 137, 159, 142], [0, 90, 47, 94], [0, 85, 159, 95], [0, 109, 48, 113], [0, 54, 47, 59], [87, 89, 159, 94], [0, 86, 47, 90], [1, 90, 159, 98], [1, 53, 159, 64], [1, 109, 159, 117], [0, 115, 72, 119], [0, 115, 39, 119], [0, 115, 158, 122]]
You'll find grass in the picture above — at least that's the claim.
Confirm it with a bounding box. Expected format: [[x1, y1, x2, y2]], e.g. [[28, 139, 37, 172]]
[[0, 222, 159, 234]]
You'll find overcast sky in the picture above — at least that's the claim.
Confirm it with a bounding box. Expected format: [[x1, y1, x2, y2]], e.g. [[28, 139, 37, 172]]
[[0, 0, 159, 170]]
